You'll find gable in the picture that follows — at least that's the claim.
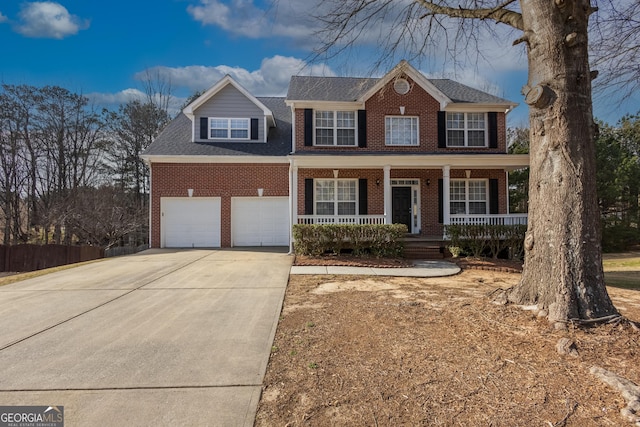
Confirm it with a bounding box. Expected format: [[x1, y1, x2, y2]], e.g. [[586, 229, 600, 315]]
[[195, 84, 265, 118]]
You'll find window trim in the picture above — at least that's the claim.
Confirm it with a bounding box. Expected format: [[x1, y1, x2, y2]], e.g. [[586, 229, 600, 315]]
[[385, 115, 420, 146], [313, 110, 358, 147], [314, 178, 358, 215], [208, 117, 250, 140], [450, 179, 488, 215], [446, 112, 487, 148]]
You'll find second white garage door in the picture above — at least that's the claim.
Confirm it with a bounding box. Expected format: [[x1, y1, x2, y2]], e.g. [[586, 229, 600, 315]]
[[161, 197, 221, 248], [232, 197, 289, 246]]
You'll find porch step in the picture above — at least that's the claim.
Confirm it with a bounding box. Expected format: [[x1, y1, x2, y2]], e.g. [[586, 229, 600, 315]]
[[403, 245, 444, 260]]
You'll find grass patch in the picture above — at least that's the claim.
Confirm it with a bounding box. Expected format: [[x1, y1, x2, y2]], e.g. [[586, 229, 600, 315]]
[[603, 252, 640, 290], [0, 259, 105, 287]]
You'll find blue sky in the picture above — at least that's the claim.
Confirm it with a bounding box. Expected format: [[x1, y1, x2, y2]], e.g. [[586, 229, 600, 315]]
[[0, 0, 636, 126]]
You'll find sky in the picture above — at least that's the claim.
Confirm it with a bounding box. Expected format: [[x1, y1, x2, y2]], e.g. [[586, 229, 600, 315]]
[[0, 0, 637, 127]]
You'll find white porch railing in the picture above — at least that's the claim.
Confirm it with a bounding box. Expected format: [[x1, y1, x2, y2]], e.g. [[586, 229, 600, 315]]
[[298, 215, 386, 225], [449, 214, 528, 226]]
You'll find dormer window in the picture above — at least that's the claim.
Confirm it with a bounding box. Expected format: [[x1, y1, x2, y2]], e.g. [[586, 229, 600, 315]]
[[210, 118, 250, 140], [315, 111, 356, 146]]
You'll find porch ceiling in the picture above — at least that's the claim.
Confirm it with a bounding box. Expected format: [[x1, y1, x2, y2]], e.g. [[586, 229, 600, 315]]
[[288, 153, 529, 171]]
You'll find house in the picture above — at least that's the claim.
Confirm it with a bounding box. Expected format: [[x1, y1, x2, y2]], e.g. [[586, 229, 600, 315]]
[[142, 61, 529, 250]]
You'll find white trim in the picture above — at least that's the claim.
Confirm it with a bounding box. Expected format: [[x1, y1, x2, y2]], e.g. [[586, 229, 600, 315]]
[[285, 100, 365, 110], [314, 110, 358, 147], [445, 112, 487, 148], [358, 60, 452, 110], [183, 75, 273, 121], [313, 178, 358, 216], [391, 178, 421, 233], [288, 154, 529, 170], [142, 155, 290, 164], [446, 103, 517, 113], [384, 115, 419, 146], [450, 178, 489, 215], [209, 117, 250, 140]]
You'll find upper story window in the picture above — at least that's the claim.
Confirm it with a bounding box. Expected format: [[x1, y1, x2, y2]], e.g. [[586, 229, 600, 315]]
[[315, 111, 356, 146], [385, 116, 419, 146], [450, 179, 487, 215], [210, 118, 249, 140], [315, 179, 357, 215], [446, 112, 486, 147]]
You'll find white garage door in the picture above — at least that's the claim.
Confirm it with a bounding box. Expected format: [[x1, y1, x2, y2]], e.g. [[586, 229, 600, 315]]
[[232, 197, 289, 246], [161, 197, 221, 248]]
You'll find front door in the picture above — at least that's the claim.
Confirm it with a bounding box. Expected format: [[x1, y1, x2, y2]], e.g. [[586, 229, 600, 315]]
[[392, 187, 412, 232]]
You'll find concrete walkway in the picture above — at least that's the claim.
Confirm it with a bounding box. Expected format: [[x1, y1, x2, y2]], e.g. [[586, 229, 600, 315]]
[[290, 260, 461, 277], [0, 248, 292, 427]]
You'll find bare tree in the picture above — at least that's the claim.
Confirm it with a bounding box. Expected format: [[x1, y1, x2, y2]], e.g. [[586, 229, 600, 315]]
[[591, 0, 640, 97], [316, 0, 622, 323]]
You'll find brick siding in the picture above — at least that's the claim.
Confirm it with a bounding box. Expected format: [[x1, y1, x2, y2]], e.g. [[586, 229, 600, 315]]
[[150, 163, 289, 247], [294, 75, 507, 153]]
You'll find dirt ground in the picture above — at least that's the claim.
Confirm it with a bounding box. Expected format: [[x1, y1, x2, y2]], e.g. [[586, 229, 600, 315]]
[[255, 259, 640, 426]]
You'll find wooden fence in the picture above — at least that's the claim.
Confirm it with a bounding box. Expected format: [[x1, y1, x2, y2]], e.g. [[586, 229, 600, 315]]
[[0, 244, 104, 272]]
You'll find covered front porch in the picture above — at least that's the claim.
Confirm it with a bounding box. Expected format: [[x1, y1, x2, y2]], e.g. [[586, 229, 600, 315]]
[[290, 154, 529, 239]]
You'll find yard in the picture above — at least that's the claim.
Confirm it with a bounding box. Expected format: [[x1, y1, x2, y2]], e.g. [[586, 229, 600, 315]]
[[256, 254, 640, 426]]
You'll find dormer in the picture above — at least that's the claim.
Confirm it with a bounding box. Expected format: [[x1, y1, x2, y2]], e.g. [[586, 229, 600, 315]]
[[183, 75, 275, 143]]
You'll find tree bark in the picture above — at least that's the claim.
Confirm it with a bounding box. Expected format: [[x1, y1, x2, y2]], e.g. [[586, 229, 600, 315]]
[[507, 0, 618, 321]]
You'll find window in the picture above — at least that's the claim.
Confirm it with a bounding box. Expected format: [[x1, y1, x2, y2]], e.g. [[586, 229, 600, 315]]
[[209, 118, 249, 140], [446, 112, 486, 147], [315, 111, 356, 146], [385, 116, 419, 146], [315, 179, 357, 215], [450, 180, 487, 215]]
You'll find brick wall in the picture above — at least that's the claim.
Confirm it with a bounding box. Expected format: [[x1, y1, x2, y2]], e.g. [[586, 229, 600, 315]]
[[150, 163, 289, 247], [294, 76, 507, 153]]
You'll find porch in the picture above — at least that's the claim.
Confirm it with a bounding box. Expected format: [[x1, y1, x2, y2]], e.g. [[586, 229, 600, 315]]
[[297, 213, 528, 228]]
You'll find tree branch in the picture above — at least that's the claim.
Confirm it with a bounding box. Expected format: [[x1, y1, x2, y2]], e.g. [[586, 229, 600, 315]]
[[415, 0, 523, 31]]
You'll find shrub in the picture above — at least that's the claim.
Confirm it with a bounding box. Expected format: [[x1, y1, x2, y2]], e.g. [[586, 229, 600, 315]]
[[292, 224, 407, 257], [445, 224, 526, 260]]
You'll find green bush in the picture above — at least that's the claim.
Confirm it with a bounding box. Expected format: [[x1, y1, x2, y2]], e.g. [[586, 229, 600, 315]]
[[445, 224, 527, 259], [292, 224, 407, 257]]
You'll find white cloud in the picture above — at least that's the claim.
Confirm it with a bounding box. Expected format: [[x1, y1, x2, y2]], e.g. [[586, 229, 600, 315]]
[[0, 11, 8, 23], [135, 55, 335, 96], [187, 0, 318, 40], [87, 89, 147, 106], [15, 2, 89, 39]]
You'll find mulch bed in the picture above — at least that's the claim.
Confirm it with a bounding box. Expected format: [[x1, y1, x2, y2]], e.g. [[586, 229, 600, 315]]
[[294, 254, 524, 272]]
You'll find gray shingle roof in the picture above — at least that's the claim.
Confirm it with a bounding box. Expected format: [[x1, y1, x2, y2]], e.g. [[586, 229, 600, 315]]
[[287, 75, 513, 105], [287, 76, 378, 102], [143, 97, 291, 157]]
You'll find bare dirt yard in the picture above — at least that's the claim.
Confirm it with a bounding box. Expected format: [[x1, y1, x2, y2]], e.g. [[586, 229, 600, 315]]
[[256, 258, 640, 426]]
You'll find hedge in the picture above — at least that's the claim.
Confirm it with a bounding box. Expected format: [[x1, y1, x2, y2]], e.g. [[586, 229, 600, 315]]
[[292, 224, 407, 257], [445, 224, 527, 259]]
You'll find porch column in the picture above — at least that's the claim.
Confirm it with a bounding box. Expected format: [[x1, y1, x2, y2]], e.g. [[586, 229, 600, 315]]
[[289, 162, 298, 254], [383, 165, 391, 224], [505, 170, 510, 214], [443, 165, 451, 225]]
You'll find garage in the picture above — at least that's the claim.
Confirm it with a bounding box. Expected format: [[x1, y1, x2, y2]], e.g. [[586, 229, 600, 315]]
[[231, 197, 289, 246], [161, 197, 221, 247]]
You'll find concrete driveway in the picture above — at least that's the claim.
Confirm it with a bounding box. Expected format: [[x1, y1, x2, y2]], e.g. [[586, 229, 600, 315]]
[[0, 248, 292, 426]]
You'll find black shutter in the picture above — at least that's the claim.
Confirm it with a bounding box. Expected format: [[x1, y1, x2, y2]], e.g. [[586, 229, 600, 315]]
[[358, 110, 367, 148], [304, 109, 313, 147], [488, 112, 498, 148], [251, 118, 259, 140], [200, 117, 208, 140], [489, 178, 499, 214], [304, 178, 314, 215], [437, 111, 446, 148], [438, 179, 444, 223], [358, 179, 368, 214]]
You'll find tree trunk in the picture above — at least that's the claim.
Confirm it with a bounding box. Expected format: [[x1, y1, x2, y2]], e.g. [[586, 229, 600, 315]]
[[508, 0, 618, 321]]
